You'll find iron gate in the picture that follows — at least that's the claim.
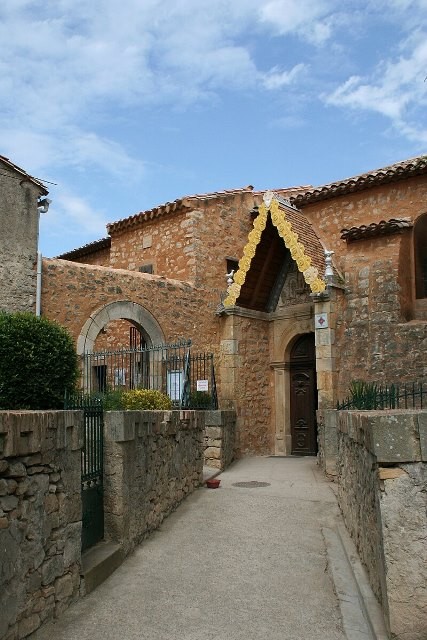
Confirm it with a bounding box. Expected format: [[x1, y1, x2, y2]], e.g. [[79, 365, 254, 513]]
[[65, 393, 104, 552]]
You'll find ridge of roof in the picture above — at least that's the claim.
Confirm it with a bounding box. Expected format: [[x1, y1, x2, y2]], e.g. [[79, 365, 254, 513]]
[[0, 154, 49, 194], [56, 237, 111, 260], [107, 185, 310, 234], [291, 155, 427, 206]]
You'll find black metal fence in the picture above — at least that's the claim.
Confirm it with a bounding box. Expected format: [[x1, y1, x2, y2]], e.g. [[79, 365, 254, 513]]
[[337, 381, 427, 411], [80, 340, 218, 409], [65, 392, 104, 551]]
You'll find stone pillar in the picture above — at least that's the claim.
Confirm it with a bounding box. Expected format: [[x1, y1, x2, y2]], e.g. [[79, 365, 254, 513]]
[[203, 410, 237, 469], [313, 290, 338, 409], [219, 314, 241, 410], [271, 363, 288, 454]]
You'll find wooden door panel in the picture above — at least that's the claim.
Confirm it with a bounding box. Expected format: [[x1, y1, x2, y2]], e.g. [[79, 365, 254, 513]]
[[290, 367, 317, 455]]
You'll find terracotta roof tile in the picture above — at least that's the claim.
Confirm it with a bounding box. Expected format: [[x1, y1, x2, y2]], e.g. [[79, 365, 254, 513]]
[[107, 185, 310, 234], [56, 237, 111, 260], [250, 203, 326, 276], [291, 155, 427, 206], [341, 218, 412, 242]]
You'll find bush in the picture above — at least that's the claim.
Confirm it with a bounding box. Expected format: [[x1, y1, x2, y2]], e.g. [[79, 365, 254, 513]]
[[121, 388, 172, 410], [0, 312, 79, 410], [188, 390, 212, 409]]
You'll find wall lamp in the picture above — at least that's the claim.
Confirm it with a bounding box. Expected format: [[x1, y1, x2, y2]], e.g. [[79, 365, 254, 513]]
[[37, 198, 52, 213]]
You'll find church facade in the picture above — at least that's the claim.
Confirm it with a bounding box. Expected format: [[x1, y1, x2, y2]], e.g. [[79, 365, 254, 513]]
[[0, 154, 422, 457], [40, 154, 427, 457]]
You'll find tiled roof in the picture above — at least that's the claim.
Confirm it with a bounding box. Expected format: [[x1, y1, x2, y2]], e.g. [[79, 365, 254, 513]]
[[56, 237, 111, 260], [0, 155, 49, 194], [341, 218, 412, 243], [291, 155, 427, 206], [107, 185, 310, 234], [285, 207, 326, 275], [249, 203, 325, 277]]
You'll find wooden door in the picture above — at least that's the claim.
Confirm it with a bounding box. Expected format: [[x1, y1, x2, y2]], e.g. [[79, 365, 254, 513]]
[[290, 334, 317, 455]]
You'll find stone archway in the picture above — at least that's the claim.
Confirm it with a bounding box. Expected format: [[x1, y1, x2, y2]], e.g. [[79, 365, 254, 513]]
[[76, 300, 165, 355]]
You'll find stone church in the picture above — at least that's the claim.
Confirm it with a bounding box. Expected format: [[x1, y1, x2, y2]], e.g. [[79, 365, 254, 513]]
[[2, 153, 427, 457]]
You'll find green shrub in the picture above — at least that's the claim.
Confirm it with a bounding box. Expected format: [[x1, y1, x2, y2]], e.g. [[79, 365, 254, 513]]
[[0, 312, 79, 410], [121, 388, 172, 410], [348, 380, 379, 410], [188, 390, 212, 409]]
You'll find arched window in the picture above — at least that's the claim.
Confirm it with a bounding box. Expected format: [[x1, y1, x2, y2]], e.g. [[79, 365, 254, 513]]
[[414, 214, 427, 299]]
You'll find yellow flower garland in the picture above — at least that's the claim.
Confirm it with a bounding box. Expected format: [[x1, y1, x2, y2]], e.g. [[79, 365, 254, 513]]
[[223, 197, 326, 307]]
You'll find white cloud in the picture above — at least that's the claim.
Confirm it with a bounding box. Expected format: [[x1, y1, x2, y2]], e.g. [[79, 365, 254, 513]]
[[259, 0, 337, 44], [263, 63, 307, 89], [325, 34, 427, 139], [1, 0, 426, 193]]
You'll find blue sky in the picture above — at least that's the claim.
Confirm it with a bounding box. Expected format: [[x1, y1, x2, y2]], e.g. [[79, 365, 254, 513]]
[[1, 0, 426, 257]]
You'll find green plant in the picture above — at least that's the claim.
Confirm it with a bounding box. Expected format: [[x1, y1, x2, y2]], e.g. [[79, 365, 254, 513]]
[[0, 312, 79, 410], [121, 388, 172, 410], [188, 390, 212, 409], [86, 389, 125, 410], [348, 380, 379, 410]]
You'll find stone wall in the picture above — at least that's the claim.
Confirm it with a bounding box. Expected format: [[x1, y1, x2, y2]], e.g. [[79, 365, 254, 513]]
[[41, 258, 222, 362], [220, 313, 272, 455], [0, 411, 83, 640], [337, 410, 427, 640], [316, 409, 338, 476], [0, 408, 230, 639], [103, 410, 204, 555], [302, 175, 427, 398], [0, 166, 44, 313], [203, 410, 236, 469]]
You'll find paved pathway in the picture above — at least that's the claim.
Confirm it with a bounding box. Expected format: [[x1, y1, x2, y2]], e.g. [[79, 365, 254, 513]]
[[35, 457, 362, 640]]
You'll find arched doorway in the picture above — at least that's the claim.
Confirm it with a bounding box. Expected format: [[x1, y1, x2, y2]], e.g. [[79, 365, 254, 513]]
[[290, 334, 318, 455], [76, 300, 165, 355]]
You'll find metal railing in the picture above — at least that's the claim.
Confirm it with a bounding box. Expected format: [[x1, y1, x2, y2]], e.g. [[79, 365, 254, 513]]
[[79, 340, 218, 409], [337, 381, 427, 411]]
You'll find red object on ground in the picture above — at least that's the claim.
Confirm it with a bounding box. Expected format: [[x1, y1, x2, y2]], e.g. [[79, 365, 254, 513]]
[[206, 478, 221, 489]]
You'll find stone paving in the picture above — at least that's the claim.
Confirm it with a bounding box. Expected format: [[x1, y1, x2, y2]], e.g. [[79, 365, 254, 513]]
[[33, 457, 366, 640]]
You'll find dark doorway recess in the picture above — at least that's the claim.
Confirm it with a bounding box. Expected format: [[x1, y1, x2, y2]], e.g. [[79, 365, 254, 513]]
[[290, 334, 318, 456]]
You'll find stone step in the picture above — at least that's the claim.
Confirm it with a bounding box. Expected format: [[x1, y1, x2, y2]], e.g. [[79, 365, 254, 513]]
[[81, 541, 124, 594]]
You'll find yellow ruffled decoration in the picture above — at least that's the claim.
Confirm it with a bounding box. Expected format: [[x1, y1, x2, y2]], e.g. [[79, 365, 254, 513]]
[[223, 195, 327, 307], [238, 255, 251, 271], [233, 270, 245, 286], [296, 255, 311, 272], [311, 278, 327, 293]]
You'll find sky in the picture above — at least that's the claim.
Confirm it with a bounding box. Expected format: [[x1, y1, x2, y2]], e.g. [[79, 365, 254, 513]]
[[1, 0, 426, 257]]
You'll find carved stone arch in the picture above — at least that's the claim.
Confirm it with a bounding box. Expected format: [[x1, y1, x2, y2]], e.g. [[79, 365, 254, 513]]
[[77, 300, 165, 355], [277, 318, 314, 364]]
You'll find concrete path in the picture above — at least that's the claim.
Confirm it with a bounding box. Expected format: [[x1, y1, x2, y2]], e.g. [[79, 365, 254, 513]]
[[34, 457, 368, 640]]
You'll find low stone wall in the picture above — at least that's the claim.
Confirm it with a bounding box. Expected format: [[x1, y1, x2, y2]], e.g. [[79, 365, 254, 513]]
[[337, 410, 427, 640], [316, 409, 338, 476], [103, 410, 204, 555], [203, 410, 236, 469], [0, 409, 235, 640], [0, 411, 83, 640]]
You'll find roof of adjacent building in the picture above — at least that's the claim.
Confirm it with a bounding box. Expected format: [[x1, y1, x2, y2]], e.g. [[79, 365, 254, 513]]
[[0, 155, 49, 194], [106, 185, 310, 235], [291, 155, 427, 206], [56, 237, 111, 260], [341, 218, 413, 243]]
